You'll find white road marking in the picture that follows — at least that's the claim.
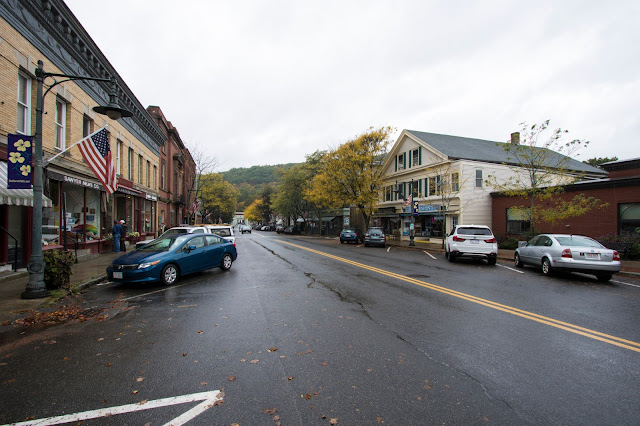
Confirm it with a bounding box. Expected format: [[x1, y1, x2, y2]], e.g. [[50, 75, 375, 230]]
[[386, 246, 391, 253], [423, 251, 436, 260], [4, 391, 222, 426], [497, 264, 525, 274], [120, 283, 189, 301], [611, 280, 640, 288]]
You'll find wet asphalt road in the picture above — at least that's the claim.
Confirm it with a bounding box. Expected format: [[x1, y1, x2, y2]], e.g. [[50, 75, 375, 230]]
[[1, 231, 640, 425]]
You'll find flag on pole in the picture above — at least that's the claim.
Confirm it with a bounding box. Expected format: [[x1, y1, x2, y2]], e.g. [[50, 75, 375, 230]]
[[77, 128, 117, 194], [404, 193, 412, 207]]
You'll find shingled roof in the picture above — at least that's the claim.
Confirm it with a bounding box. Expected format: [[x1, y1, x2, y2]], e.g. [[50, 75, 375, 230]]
[[405, 130, 606, 177]]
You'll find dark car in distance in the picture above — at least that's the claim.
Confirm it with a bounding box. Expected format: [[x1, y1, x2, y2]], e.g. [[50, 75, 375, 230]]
[[340, 228, 363, 244], [364, 228, 386, 247]]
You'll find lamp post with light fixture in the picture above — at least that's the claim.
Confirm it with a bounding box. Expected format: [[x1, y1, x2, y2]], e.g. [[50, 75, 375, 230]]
[[22, 60, 132, 299]]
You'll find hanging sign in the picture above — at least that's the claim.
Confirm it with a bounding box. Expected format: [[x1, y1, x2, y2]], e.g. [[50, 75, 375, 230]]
[[7, 134, 33, 189]]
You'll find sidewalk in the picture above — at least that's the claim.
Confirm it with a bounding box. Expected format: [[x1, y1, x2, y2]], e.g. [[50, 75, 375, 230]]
[[0, 248, 124, 326]]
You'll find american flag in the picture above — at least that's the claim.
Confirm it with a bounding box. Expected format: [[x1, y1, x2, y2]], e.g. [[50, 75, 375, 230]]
[[78, 128, 117, 194]]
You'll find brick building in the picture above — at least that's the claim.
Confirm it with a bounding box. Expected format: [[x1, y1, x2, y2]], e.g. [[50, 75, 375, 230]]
[[147, 106, 196, 230], [0, 0, 165, 268], [491, 157, 640, 240]]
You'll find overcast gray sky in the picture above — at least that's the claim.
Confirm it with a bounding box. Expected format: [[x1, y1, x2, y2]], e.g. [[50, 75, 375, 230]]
[[65, 0, 640, 172]]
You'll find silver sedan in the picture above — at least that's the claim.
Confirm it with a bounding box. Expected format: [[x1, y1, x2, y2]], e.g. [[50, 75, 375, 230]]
[[514, 234, 621, 281]]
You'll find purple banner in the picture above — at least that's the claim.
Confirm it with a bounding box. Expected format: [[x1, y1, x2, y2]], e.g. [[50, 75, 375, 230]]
[[7, 134, 33, 189]]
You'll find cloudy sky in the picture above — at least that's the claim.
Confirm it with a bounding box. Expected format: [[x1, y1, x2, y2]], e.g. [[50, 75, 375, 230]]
[[64, 0, 640, 172]]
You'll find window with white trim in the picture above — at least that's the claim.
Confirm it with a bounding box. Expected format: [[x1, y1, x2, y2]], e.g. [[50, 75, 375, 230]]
[[17, 71, 31, 135], [397, 153, 406, 170], [128, 147, 134, 180], [82, 115, 92, 137], [116, 140, 122, 175], [138, 155, 143, 184], [475, 169, 483, 188], [412, 149, 420, 167], [451, 172, 460, 192], [55, 98, 66, 150]]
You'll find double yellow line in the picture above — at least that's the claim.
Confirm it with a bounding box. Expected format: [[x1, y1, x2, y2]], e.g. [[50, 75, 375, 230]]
[[279, 240, 640, 353]]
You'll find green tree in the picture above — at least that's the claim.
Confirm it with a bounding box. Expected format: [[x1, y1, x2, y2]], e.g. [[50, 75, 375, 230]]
[[305, 126, 394, 229], [487, 120, 604, 233], [199, 173, 239, 223], [583, 156, 618, 168]]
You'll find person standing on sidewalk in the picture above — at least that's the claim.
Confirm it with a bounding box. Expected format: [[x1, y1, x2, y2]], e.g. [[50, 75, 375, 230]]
[[120, 220, 128, 252], [112, 220, 124, 253]]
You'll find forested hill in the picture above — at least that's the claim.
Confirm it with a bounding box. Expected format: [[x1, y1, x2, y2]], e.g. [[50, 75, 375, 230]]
[[222, 163, 299, 210], [222, 164, 298, 185]]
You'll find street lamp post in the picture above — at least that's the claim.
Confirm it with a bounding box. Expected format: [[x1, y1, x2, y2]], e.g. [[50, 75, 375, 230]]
[[22, 60, 132, 299]]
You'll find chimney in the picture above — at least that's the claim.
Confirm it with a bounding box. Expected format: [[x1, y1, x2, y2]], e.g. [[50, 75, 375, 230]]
[[510, 132, 520, 145]]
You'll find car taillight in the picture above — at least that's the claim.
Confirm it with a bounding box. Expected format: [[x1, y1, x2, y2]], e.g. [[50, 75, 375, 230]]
[[484, 238, 496, 243], [365, 234, 370, 238], [613, 251, 620, 261], [561, 248, 572, 258], [453, 236, 465, 242]]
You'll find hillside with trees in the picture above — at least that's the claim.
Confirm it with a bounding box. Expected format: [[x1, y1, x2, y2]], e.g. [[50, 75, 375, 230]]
[[222, 164, 298, 210]]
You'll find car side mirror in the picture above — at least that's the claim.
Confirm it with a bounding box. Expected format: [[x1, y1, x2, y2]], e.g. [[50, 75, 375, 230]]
[[518, 241, 528, 248]]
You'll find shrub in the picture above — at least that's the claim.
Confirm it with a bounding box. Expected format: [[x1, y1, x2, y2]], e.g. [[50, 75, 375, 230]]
[[43, 249, 75, 290], [499, 236, 523, 250]]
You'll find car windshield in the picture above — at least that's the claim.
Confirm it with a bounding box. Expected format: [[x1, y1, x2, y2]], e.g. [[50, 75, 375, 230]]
[[554, 236, 603, 248], [368, 229, 383, 235], [457, 228, 492, 236], [138, 235, 190, 252], [211, 228, 232, 237], [161, 228, 189, 236], [342, 229, 356, 233]]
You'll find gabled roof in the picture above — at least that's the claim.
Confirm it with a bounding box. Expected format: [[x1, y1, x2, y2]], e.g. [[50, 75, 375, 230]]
[[405, 130, 606, 176]]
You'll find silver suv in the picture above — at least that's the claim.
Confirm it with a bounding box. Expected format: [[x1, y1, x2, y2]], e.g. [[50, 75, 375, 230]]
[[135, 226, 209, 249], [445, 225, 498, 265]]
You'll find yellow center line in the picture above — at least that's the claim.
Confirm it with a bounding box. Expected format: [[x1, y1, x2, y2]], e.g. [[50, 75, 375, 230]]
[[278, 240, 640, 353]]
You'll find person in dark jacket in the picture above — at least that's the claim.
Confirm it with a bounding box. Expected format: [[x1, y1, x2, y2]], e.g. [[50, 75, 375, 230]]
[[112, 220, 123, 253], [119, 220, 128, 252]]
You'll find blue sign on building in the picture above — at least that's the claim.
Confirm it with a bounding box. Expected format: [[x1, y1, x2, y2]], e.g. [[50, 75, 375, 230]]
[[404, 204, 441, 214], [7, 134, 33, 189]]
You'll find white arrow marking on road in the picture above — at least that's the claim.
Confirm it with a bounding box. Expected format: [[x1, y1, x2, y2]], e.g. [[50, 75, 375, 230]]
[[4, 390, 223, 426]]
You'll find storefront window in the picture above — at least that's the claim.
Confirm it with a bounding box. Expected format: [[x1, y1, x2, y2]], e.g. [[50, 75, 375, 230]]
[[84, 188, 101, 240], [43, 181, 60, 245], [619, 203, 640, 235]]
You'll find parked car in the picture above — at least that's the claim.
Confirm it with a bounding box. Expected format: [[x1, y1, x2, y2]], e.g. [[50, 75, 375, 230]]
[[240, 225, 252, 234], [364, 228, 386, 247], [340, 228, 363, 244], [514, 234, 621, 281], [134, 225, 209, 249], [445, 225, 498, 265], [107, 233, 237, 285], [276, 225, 285, 234], [260, 225, 270, 231], [284, 225, 300, 235], [207, 225, 235, 244]]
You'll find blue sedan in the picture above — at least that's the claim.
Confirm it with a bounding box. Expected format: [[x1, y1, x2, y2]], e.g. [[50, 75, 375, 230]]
[[107, 233, 237, 285]]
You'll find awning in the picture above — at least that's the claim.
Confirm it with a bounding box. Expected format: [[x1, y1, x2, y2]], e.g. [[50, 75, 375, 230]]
[[0, 162, 52, 207]]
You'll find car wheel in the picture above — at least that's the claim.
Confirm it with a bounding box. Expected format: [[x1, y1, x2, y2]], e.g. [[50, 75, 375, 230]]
[[340, 240, 344, 244], [541, 258, 553, 276], [364, 242, 369, 247], [487, 257, 496, 266], [514, 253, 523, 268], [448, 252, 456, 263], [161, 264, 179, 286], [221, 253, 233, 271], [596, 274, 612, 282]]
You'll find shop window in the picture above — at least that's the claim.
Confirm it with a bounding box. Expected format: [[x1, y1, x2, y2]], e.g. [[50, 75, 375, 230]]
[[506, 208, 531, 235], [116, 140, 122, 175], [138, 155, 143, 184], [83, 115, 92, 137], [619, 203, 640, 235], [128, 148, 134, 180], [475, 169, 483, 187], [55, 98, 67, 150], [397, 153, 406, 170], [451, 172, 460, 192], [412, 148, 420, 167], [17, 71, 31, 135]]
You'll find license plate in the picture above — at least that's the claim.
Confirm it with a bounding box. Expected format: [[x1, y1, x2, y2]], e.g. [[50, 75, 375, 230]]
[[113, 271, 123, 279], [470, 240, 479, 244], [585, 253, 600, 260]]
